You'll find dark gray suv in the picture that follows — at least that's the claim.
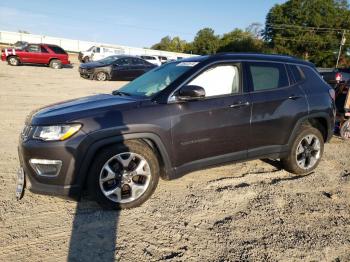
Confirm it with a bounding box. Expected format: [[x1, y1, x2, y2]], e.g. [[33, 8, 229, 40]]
[[17, 53, 335, 209]]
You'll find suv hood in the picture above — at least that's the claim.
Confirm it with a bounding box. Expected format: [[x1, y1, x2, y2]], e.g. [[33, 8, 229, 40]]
[[30, 94, 140, 125]]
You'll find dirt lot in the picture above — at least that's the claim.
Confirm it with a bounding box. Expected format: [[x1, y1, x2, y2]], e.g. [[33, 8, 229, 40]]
[[0, 60, 349, 262]]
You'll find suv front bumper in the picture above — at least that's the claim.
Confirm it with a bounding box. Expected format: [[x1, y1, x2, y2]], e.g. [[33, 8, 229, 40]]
[[17, 131, 91, 200]]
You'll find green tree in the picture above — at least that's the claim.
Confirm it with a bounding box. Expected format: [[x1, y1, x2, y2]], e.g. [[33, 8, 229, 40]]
[[246, 22, 263, 39], [217, 29, 266, 53], [264, 0, 350, 67], [191, 28, 220, 55], [151, 36, 187, 53]]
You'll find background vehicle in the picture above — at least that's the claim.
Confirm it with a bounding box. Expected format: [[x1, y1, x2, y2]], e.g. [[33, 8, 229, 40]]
[[18, 54, 335, 209], [78, 45, 125, 63], [158, 56, 168, 64], [1, 43, 70, 69], [140, 55, 161, 66], [334, 81, 350, 139], [79, 55, 156, 81], [318, 67, 350, 88], [11, 41, 28, 50]]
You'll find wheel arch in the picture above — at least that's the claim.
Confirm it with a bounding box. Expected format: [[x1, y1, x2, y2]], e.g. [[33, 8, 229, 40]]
[[305, 117, 328, 142], [288, 113, 332, 145], [48, 57, 60, 64], [76, 133, 173, 193], [7, 55, 20, 63]]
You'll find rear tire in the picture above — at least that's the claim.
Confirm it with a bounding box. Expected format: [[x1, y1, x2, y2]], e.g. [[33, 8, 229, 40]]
[[87, 140, 160, 210], [7, 56, 19, 66], [281, 126, 324, 174], [49, 59, 62, 69]]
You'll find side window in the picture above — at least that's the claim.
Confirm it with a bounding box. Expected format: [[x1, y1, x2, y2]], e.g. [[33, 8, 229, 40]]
[[188, 64, 240, 97], [290, 65, 305, 83], [131, 58, 144, 65], [41, 46, 48, 53], [248, 62, 289, 91], [27, 45, 40, 53], [95, 47, 100, 53], [115, 58, 129, 66]]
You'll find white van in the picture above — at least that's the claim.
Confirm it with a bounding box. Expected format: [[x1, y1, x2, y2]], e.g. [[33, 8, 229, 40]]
[[140, 55, 161, 66], [79, 46, 125, 63]]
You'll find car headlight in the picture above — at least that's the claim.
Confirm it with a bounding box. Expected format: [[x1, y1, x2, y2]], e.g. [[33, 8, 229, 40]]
[[33, 124, 82, 141]]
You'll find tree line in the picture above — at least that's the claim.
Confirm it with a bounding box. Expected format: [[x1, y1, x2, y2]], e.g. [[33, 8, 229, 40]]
[[150, 0, 350, 67]]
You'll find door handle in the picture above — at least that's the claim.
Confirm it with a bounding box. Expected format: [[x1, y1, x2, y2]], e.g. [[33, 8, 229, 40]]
[[229, 101, 250, 108], [288, 95, 302, 100]]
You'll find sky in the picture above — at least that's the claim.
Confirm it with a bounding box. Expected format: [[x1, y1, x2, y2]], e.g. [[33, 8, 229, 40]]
[[0, 0, 286, 48]]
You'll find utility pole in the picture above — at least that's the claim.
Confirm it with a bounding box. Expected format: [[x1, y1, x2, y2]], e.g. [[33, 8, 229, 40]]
[[336, 30, 346, 68]]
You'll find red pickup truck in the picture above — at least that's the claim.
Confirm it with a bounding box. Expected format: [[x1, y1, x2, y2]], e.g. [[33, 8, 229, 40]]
[[1, 43, 70, 69]]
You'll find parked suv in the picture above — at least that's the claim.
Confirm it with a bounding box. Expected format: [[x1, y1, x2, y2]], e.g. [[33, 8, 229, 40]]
[[1, 43, 70, 69], [16, 53, 335, 209]]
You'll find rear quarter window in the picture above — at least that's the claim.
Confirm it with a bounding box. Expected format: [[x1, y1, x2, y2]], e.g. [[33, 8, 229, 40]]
[[300, 66, 330, 92], [48, 45, 66, 54]]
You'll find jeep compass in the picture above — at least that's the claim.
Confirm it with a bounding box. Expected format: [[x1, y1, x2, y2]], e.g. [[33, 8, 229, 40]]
[[17, 53, 335, 209]]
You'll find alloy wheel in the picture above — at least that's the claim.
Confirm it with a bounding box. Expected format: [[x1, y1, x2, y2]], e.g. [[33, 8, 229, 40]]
[[96, 72, 107, 81], [9, 57, 18, 65], [295, 134, 321, 170], [99, 152, 151, 203]]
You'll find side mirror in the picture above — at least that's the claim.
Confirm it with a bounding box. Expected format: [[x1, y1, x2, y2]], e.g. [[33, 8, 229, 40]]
[[177, 85, 205, 101]]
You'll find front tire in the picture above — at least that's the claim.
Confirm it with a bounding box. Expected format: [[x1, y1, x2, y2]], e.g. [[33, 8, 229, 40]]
[[7, 56, 19, 66], [87, 141, 160, 209], [281, 126, 324, 174], [95, 71, 108, 81]]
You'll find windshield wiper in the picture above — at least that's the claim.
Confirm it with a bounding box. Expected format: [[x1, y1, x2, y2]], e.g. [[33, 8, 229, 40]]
[[112, 90, 131, 96]]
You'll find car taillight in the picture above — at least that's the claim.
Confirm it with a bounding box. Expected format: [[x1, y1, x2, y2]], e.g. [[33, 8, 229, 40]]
[[329, 88, 335, 101], [335, 72, 342, 82]]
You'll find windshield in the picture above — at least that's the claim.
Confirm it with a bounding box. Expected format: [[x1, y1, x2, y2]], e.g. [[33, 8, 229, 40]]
[[98, 56, 119, 64], [115, 61, 197, 97], [87, 46, 95, 52]]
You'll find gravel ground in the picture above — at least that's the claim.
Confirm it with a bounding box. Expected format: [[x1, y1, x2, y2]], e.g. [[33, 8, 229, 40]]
[[0, 60, 349, 262]]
